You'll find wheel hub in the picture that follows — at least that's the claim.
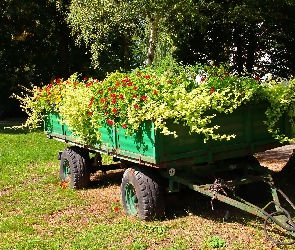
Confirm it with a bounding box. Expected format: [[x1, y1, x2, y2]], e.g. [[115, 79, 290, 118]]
[[62, 160, 71, 182], [125, 183, 138, 215]]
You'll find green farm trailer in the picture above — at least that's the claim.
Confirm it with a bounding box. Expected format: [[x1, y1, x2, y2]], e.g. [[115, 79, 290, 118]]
[[44, 104, 295, 245]]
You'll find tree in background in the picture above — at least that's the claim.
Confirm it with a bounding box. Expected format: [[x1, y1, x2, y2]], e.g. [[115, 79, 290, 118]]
[[67, 0, 202, 70], [173, 0, 295, 78], [0, 0, 92, 117], [2, 0, 295, 118]]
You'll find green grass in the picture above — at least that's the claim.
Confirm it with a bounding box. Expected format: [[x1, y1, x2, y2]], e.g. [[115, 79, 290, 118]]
[[0, 121, 294, 249]]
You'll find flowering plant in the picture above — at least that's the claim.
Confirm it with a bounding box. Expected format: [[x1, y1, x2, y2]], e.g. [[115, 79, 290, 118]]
[[14, 61, 295, 145]]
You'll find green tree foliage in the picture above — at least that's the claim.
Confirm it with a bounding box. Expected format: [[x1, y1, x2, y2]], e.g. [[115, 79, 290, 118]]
[[0, 0, 91, 117], [67, 0, 202, 70], [173, 0, 295, 78], [2, 0, 295, 118]]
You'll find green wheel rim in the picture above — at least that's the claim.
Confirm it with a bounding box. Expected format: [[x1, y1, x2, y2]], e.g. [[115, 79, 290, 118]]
[[125, 183, 138, 215], [63, 160, 71, 181]]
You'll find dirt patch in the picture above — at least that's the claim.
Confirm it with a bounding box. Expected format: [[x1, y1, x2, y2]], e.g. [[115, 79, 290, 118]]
[[0, 189, 12, 197], [255, 144, 295, 172]]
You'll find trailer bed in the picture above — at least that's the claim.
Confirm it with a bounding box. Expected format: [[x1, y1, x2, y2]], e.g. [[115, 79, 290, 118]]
[[44, 104, 292, 168]]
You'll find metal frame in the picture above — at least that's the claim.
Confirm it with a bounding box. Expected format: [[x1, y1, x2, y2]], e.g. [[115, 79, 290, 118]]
[[159, 167, 295, 245]]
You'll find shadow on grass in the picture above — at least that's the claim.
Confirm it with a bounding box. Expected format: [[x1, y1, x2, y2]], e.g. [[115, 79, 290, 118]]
[[164, 187, 258, 220], [163, 176, 295, 240], [0, 120, 42, 135], [85, 167, 295, 228], [89, 169, 124, 188], [96, 170, 295, 239]]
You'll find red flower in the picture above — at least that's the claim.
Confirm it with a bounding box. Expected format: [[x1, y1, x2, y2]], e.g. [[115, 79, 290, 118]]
[[121, 77, 130, 83], [134, 104, 139, 109], [110, 93, 117, 98], [45, 84, 52, 94], [88, 112, 93, 116], [106, 119, 114, 126], [119, 94, 124, 99], [108, 87, 113, 91], [254, 75, 259, 81], [137, 72, 141, 77], [56, 78, 61, 84], [140, 96, 147, 101], [210, 87, 215, 95], [88, 97, 94, 107], [127, 82, 133, 86], [113, 108, 117, 113], [167, 79, 171, 83], [153, 90, 158, 95], [114, 206, 119, 212], [201, 77, 206, 82], [144, 75, 150, 79], [86, 81, 94, 88], [45, 87, 51, 95], [98, 90, 103, 94], [111, 99, 117, 103], [100, 98, 107, 103], [105, 112, 109, 115], [60, 182, 67, 189], [133, 86, 137, 91], [122, 124, 127, 129], [132, 94, 137, 99], [84, 77, 87, 81], [115, 81, 120, 87]]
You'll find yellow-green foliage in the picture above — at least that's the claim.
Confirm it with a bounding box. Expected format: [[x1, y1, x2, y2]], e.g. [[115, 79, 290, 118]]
[[14, 63, 295, 145]]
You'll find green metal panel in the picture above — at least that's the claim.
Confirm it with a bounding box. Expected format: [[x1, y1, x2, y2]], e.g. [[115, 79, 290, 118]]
[[116, 121, 156, 163], [251, 106, 272, 140], [44, 113, 156, 162], [44, 104, 292, 167], [95, 122, 116, 152], [44, 113, 73, 140], [44, 113, 116, 152], [155, 105, 291, 167]]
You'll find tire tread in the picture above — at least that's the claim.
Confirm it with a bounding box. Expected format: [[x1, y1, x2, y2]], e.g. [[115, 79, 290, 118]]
[[121, 166, 165, 220], [60, 146, 90, 189]]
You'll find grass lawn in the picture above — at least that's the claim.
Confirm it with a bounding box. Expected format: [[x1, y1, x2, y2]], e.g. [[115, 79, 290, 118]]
[[0, 121, 294, 249]]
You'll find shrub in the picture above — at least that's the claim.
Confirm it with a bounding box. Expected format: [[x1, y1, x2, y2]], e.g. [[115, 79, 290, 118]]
[[13, 61, 295, 145]]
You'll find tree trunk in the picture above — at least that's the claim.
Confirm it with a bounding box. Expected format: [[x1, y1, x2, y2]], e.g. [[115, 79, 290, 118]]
[[146, 16, 159, 66], [233, 25, 243, 75], [55, 1, 70, 77], [58, 24, 70, 77], [246, 24, 256, 74], [123, 34, 130, 71]]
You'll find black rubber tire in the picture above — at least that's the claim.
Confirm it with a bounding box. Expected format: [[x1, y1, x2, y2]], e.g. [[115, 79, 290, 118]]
[[59, 146, 90, 189], [121, 166, 165, 221]]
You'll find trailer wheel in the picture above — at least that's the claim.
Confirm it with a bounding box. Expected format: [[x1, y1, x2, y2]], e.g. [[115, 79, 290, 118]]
[[60, 146, 90, 189], [121, 167, 165, 220]]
